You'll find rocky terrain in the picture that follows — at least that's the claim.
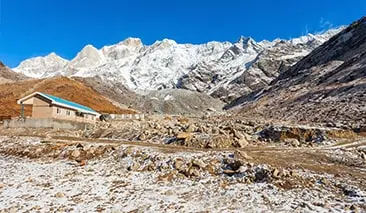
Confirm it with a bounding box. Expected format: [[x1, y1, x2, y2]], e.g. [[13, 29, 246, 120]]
[[74, 77, 225, 115], [2, 14, 366, 213], [228, 16, 366, 127], [0, 115, 365, 212], [13, 29, 341, 102]]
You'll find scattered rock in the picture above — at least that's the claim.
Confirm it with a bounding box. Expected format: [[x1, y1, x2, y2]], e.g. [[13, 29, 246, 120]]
[[55, 192, 65, 198]]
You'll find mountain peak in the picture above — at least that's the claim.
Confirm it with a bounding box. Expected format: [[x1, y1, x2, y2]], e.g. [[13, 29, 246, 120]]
[[237, 36, 255, 44], [47, 52, 58, 57], [120, 37, 143, 47], [81, 44, 98, 51], [77, 44, 101, 59], [45, 52, 68, 62]]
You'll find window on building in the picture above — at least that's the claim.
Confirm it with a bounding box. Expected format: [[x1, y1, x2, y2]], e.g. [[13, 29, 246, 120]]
[[66, 110, 71, 116], [76, 111, 84, 117], [57, 108, 61, 114]]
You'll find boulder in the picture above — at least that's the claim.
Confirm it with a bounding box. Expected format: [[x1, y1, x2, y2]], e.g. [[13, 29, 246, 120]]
[[192, 159, 207, 169], [234, 150, 253, 161], [55, 192, 65, 198], [235, 138, 249, 148], [71, 149, 81, 159], [176, 132, 193, 140], [284, 138, 301, 147]]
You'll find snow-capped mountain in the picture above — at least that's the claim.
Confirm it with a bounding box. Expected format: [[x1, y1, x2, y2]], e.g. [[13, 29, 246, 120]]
[[14, 53, 69, 78], [13, 28, 343, 101]]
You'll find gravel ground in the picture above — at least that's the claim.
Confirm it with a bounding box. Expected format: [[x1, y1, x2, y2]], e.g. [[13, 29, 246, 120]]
[[0, 154, 364, 213]]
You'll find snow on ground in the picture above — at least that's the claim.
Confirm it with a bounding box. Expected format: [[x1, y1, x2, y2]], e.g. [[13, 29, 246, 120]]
[[0, 154, 362, 213]]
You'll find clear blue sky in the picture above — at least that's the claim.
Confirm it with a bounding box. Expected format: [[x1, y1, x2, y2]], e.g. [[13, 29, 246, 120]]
[[0, 0, 365, 67]]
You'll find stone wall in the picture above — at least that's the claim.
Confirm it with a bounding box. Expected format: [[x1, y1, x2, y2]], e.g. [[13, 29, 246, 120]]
[[109, 114, 146, 120], [3, 118, 93, 130]]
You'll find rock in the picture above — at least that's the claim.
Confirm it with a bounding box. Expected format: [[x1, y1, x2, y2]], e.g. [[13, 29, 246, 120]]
[[174, 159, 186, 172], [284, 138, 301, 147], [8, 207, 17, 213], [76, 143, 84, 148], [137, 133, 146, 141], [79, 160, 87, 166], [71, 149, 81, 159], [209, 135, 232, 148], [192, 159, 207, 169], [176, 132, 193, 140], [226, 159, 243, 171], [361, 152, 366, 160], [234, 150, 253, 161], [184, 124, 195, 133], [255, 168, 269, 182], [233, 130, 245, 140], [272, 168, 281, 179], [86, 147, 96, 158], [55, 192, 65, 198], [206, 164, 216, 175], [319, 177, 329, 185], [223, 169, 237, 176], [164, 190, 175, 196], [290, 170, 299, 177], [128, 162, 140, 171], [187, 166, 200, 177], [236, 138, 249, 148]]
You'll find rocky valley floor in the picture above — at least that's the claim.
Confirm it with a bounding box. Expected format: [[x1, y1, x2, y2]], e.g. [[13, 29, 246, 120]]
[[0, 116, 365, 212]]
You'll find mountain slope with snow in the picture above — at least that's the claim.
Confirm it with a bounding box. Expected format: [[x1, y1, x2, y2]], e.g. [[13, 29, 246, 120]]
[[227, 17, 366, 126], [14, 53, 69, 78], [13, 28, 343, 101]]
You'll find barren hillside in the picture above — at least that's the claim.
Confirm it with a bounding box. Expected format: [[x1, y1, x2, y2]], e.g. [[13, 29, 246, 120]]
[[74, 77, 224, 115], [0, 61, 27, 84], [0, 76, 136, 117], [227, 17, 366, 127]]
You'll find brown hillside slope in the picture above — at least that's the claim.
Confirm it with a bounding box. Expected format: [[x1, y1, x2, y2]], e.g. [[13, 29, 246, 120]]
[[0, 76, 136, 117]]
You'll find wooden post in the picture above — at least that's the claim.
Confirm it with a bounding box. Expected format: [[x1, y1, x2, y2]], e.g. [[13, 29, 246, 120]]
[[21, 102, 24, 119]]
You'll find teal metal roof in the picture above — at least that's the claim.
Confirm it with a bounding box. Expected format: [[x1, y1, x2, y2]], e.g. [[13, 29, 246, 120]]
[[40, 93, 98, 114]]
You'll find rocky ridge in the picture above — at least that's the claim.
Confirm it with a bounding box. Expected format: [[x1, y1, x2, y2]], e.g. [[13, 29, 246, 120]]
[[228, 16, 366, 126], [13, 29, 342, 102]]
